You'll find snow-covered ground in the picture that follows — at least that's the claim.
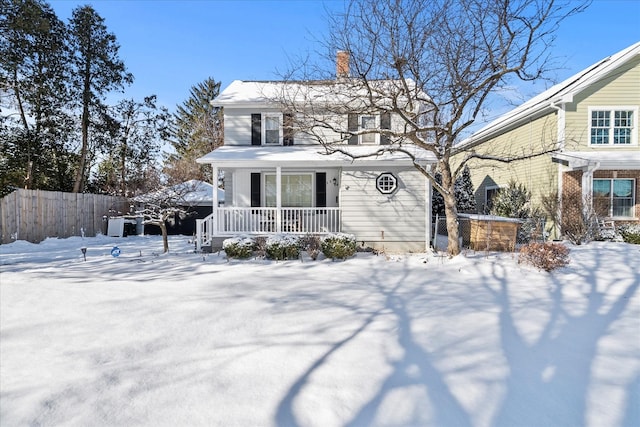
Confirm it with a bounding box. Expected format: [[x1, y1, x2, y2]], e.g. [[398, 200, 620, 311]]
[[1, 235, 638, 427]]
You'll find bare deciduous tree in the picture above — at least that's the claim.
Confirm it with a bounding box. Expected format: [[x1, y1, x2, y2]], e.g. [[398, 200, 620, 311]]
[[275, 0, 588, 255]]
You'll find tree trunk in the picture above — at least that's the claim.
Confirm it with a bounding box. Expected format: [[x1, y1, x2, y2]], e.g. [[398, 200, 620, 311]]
[[73, 53, 92, 193], [440, 163, 461, 256], [159, 221, 169, 253]]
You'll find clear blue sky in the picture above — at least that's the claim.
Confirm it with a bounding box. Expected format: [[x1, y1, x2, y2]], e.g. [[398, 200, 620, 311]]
[[49, 0, 640, 113]]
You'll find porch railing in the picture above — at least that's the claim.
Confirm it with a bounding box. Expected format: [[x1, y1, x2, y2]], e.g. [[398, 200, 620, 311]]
[[196, 207, 341, 250]]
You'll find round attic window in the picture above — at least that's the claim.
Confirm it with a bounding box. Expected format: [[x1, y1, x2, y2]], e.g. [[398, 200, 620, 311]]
[[376, 172, 397, 194]]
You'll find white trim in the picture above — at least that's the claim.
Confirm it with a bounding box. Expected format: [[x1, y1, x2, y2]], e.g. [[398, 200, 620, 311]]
[[587, 106, 638, 146]]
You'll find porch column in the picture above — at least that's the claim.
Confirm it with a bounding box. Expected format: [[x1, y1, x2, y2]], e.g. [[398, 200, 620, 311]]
[[276, 166, 282, 233], [212, 165, 219, 235], [581, 161, 600, 214]]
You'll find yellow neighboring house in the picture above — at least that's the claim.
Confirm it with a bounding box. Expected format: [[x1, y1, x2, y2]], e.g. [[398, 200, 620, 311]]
[[459, 42, 640, 238]]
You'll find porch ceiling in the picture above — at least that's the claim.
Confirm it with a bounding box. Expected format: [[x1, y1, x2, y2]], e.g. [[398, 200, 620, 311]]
[[196, 145, 436, 169], [552, 151, 640, 170]]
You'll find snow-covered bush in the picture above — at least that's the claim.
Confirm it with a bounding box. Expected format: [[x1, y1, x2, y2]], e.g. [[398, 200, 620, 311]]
[[299, 234, 322, 260], [519, 242, 570, 272], [265, 234, 300, 260], [321, 233, 357, 260], [618, 224, 640, 244], [222, 236, 255, 259]]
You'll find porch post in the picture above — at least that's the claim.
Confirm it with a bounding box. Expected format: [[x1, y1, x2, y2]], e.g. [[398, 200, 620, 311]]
[[276, 166, 282, 233], [581, 161, 600, 215], [212, 165, 219, 235]]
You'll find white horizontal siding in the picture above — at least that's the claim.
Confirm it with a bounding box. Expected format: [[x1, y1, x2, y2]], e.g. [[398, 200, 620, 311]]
[[340, 168, 426, 246]]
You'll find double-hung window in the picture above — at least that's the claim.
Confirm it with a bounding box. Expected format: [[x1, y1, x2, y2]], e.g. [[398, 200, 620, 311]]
[[589, 107, 637, 145], [263, 114, 281, 145], [593, 178, 635, 218], [360, 116, 376, 144]]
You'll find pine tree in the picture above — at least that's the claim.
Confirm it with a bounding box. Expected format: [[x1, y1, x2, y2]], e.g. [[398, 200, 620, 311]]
[[164, 77, 223, 184], [0, 0, 75, 194], [67, 5, 132, 193], [454, 166, 477, 213], [432, 166, 477, 217]]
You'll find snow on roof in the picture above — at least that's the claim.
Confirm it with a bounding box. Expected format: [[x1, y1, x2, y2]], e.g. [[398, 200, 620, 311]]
[[211, 79, 421, 109], [196, 145, 436, 168], [135, 180, 224, 205], [462, 41, 640, 146]]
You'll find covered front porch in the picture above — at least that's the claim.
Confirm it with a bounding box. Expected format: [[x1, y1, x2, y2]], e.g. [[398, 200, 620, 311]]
[[196, 206, 341, 251], [195, 145, 435, 252]]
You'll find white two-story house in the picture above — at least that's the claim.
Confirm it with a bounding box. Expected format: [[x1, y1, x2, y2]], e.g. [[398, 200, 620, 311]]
[[195, 54, 435, 253]]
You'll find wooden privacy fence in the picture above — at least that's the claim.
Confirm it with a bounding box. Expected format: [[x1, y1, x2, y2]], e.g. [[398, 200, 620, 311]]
[[0, 189, 128, 244]]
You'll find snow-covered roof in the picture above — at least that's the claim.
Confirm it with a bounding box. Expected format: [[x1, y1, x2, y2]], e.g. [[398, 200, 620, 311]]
[[462, 41, 640, 146], [551, 151, 640, 170], [211, 79, 421, 110], [135, 180, 224, 206], [196, 145, 436, 168]]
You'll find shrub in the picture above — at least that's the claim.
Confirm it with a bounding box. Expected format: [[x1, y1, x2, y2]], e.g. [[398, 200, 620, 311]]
[[299, 234, 322, 260], [490, 180, 545, 243], [519, 242, 570, 272], [541, 189, 598, 245], [321, 233, 357, 260], [253, 236, 267, 258], [265, 234, 300, 260], [222, 236, 255, 259], [618, 224, 640, 244]]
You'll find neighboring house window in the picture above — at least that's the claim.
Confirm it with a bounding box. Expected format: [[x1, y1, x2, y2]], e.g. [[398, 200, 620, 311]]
[[265, 174, 313, 207], [593, 178, 635, 218], [589, 107, 637, 145], [376, 172, 397, 194], [485, 186, 501, 212]]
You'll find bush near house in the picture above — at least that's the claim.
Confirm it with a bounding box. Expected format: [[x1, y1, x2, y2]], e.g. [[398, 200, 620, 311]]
[[321, 233, 357, 260], [222, 236, 255, 259], [519, 242, 570, 272], [299, 234, 323, 260], [265, 234, 301, 260], [618, 224, 640, 244]]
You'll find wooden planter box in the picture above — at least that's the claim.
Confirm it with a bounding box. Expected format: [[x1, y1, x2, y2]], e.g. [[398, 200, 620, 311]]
[[459, 214, 521, 252]]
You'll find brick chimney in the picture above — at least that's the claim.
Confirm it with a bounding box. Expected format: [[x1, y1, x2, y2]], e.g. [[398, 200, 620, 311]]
[[336, 50, 349, 79]]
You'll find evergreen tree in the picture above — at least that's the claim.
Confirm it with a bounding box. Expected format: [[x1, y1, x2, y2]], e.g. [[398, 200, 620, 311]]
[[432, 166, 477, 217], [0, 0, 75, 195], [454, 166, 477, 213], [67, 5, 132, 193], [164, 77, 223, 184], [490, 180, 532, 218]]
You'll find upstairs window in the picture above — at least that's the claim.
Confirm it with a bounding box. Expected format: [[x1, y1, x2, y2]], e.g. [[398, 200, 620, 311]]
[[347, 112, 391, 145], [360, 116, 376, 144], [263, 114, 281, 145], [589, 107, 637, 145], [252, 113, 293, 146]]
